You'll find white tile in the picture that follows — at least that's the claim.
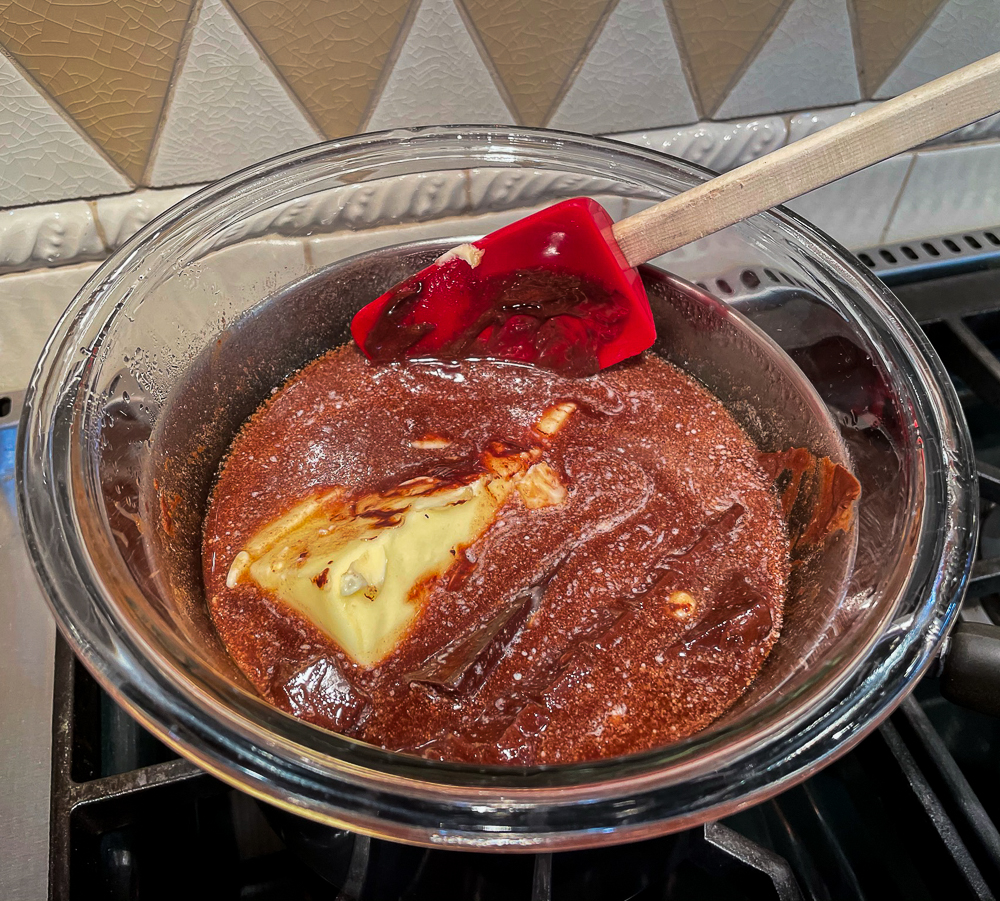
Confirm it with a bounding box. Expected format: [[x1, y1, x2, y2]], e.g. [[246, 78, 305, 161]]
[[0, 263, 101, 388], [194, 237, 309, 300], [785, 155, 913, 249], [134, 237, 309, 352], [185, 237, 308, 301], [716, 0, 860, 118], [366, 0, 513, 131], [548, 0, 697, 134], [147, 0, 322, 187], [876, 0, 1000, 98], [884, 142, 1000, 242], [0, 55, 131, 208], [617, 116, 788, 172]]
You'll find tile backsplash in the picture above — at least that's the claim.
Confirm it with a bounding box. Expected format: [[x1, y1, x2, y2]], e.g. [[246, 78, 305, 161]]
[[0, 0, 998, 252]]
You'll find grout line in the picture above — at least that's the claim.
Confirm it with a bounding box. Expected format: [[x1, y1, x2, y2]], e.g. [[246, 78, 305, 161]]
[[462, 168, 473, 208], [707, 0, 795, 117], [143, 0, 204, 185], [88, 200, 112, 254], [0, 44, 134, 187], [662, 0, 704, 118], [220, 0, 327, 139], [0, 181, 205, 215], [843, 0, 866, 98], [453, 0, 521, 125], [662, 0, 703, 121], [358, 0, 424, 132], [879, 154, 917, 245], [709, 99, 862, 127], [540, 0, 621, 127]]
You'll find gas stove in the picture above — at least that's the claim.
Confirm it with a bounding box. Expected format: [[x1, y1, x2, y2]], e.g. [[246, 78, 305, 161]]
[[2, 228, 1000, 900]]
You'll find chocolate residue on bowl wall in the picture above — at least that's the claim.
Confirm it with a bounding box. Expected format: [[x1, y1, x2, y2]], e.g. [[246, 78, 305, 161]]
[[760, 448, 862, 550]]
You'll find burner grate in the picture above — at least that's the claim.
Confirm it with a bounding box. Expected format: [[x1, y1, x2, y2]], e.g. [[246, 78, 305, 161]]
[[51, 633, 1000, 900], [888, 263, 1000, 603]]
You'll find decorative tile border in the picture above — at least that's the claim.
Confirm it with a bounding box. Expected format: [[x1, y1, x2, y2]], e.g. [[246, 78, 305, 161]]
[[2, 104, 999, 275], [94, 187, 201, 250], [612, 102, 1000, 166], [0, 198, 106, 272], [0, 187, 200, 273], [616, 116, 789, 172]]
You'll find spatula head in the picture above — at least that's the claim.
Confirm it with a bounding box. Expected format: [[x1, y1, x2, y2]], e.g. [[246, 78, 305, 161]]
[[350, 197, 655, 376]]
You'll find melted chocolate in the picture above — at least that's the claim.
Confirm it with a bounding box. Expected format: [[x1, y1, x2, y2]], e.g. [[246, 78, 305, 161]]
[[203, 347, 792, 763]]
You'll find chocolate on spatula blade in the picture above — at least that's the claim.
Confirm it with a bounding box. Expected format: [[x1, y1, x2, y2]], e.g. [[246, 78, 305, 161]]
[[350, 198, 656, 376]]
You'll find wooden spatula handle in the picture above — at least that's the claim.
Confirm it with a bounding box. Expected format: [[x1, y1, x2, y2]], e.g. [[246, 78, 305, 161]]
[[612, 51, 1000, 268]]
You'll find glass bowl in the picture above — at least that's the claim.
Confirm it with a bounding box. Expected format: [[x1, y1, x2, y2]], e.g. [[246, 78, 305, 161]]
[[17, 126, 977, 850]]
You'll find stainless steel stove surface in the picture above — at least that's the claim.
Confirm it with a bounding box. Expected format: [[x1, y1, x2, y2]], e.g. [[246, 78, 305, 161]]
[[3, 230, 1000, 900]]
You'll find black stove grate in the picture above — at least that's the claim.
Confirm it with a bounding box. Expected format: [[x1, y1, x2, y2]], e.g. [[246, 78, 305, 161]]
[[47, 243, 1000, 901], [51, 638, 1000, 900]]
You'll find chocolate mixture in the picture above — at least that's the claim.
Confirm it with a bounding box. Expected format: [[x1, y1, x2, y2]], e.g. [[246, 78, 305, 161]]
[[203, 346, 790, 764]]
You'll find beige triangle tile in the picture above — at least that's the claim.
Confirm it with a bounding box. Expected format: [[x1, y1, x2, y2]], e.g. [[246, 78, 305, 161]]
[[875, 0, 1000, 98], [549, 0, 697, 132], [850, 0, 944, 96], [227, 0, 413, 138], [0, 52, 132, 207], [367, 0, 512, 129], [669, 0, 788, 115], [715, 0, 860, 118], [461, 0, 611, 127], [0, 0, 195, 182], [148, 0, 321, 186]]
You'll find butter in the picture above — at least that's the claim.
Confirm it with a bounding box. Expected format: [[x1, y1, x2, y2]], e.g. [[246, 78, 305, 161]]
[[226, 404, 575, 669], [229, 478, 510, 667], [516, 462, 567, 509], [667, 590, 697, 619]]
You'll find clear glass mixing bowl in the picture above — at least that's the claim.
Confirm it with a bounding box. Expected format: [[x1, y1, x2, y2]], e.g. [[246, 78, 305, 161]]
[[17, 127, 977, 850]]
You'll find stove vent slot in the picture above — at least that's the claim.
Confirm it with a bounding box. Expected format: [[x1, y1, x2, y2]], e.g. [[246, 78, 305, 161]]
[[856, 228, 1000, 282]]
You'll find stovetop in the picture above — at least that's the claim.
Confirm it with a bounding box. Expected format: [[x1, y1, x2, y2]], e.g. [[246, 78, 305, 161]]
[[3, 229, 1000, 900]]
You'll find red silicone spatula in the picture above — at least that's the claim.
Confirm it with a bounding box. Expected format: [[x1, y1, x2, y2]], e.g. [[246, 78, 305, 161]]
[[353, 51, 1000, 375]]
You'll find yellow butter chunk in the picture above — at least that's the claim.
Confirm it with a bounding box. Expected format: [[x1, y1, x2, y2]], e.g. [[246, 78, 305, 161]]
[[231, 476, 512, 668], [226, 404, 577, 669]]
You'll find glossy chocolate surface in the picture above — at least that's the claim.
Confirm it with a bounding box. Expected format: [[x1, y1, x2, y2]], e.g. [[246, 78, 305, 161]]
[[203, 347, 789, 764]]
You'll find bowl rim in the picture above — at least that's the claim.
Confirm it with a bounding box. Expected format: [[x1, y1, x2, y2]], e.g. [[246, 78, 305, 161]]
[[16, 124, 979, 849]]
